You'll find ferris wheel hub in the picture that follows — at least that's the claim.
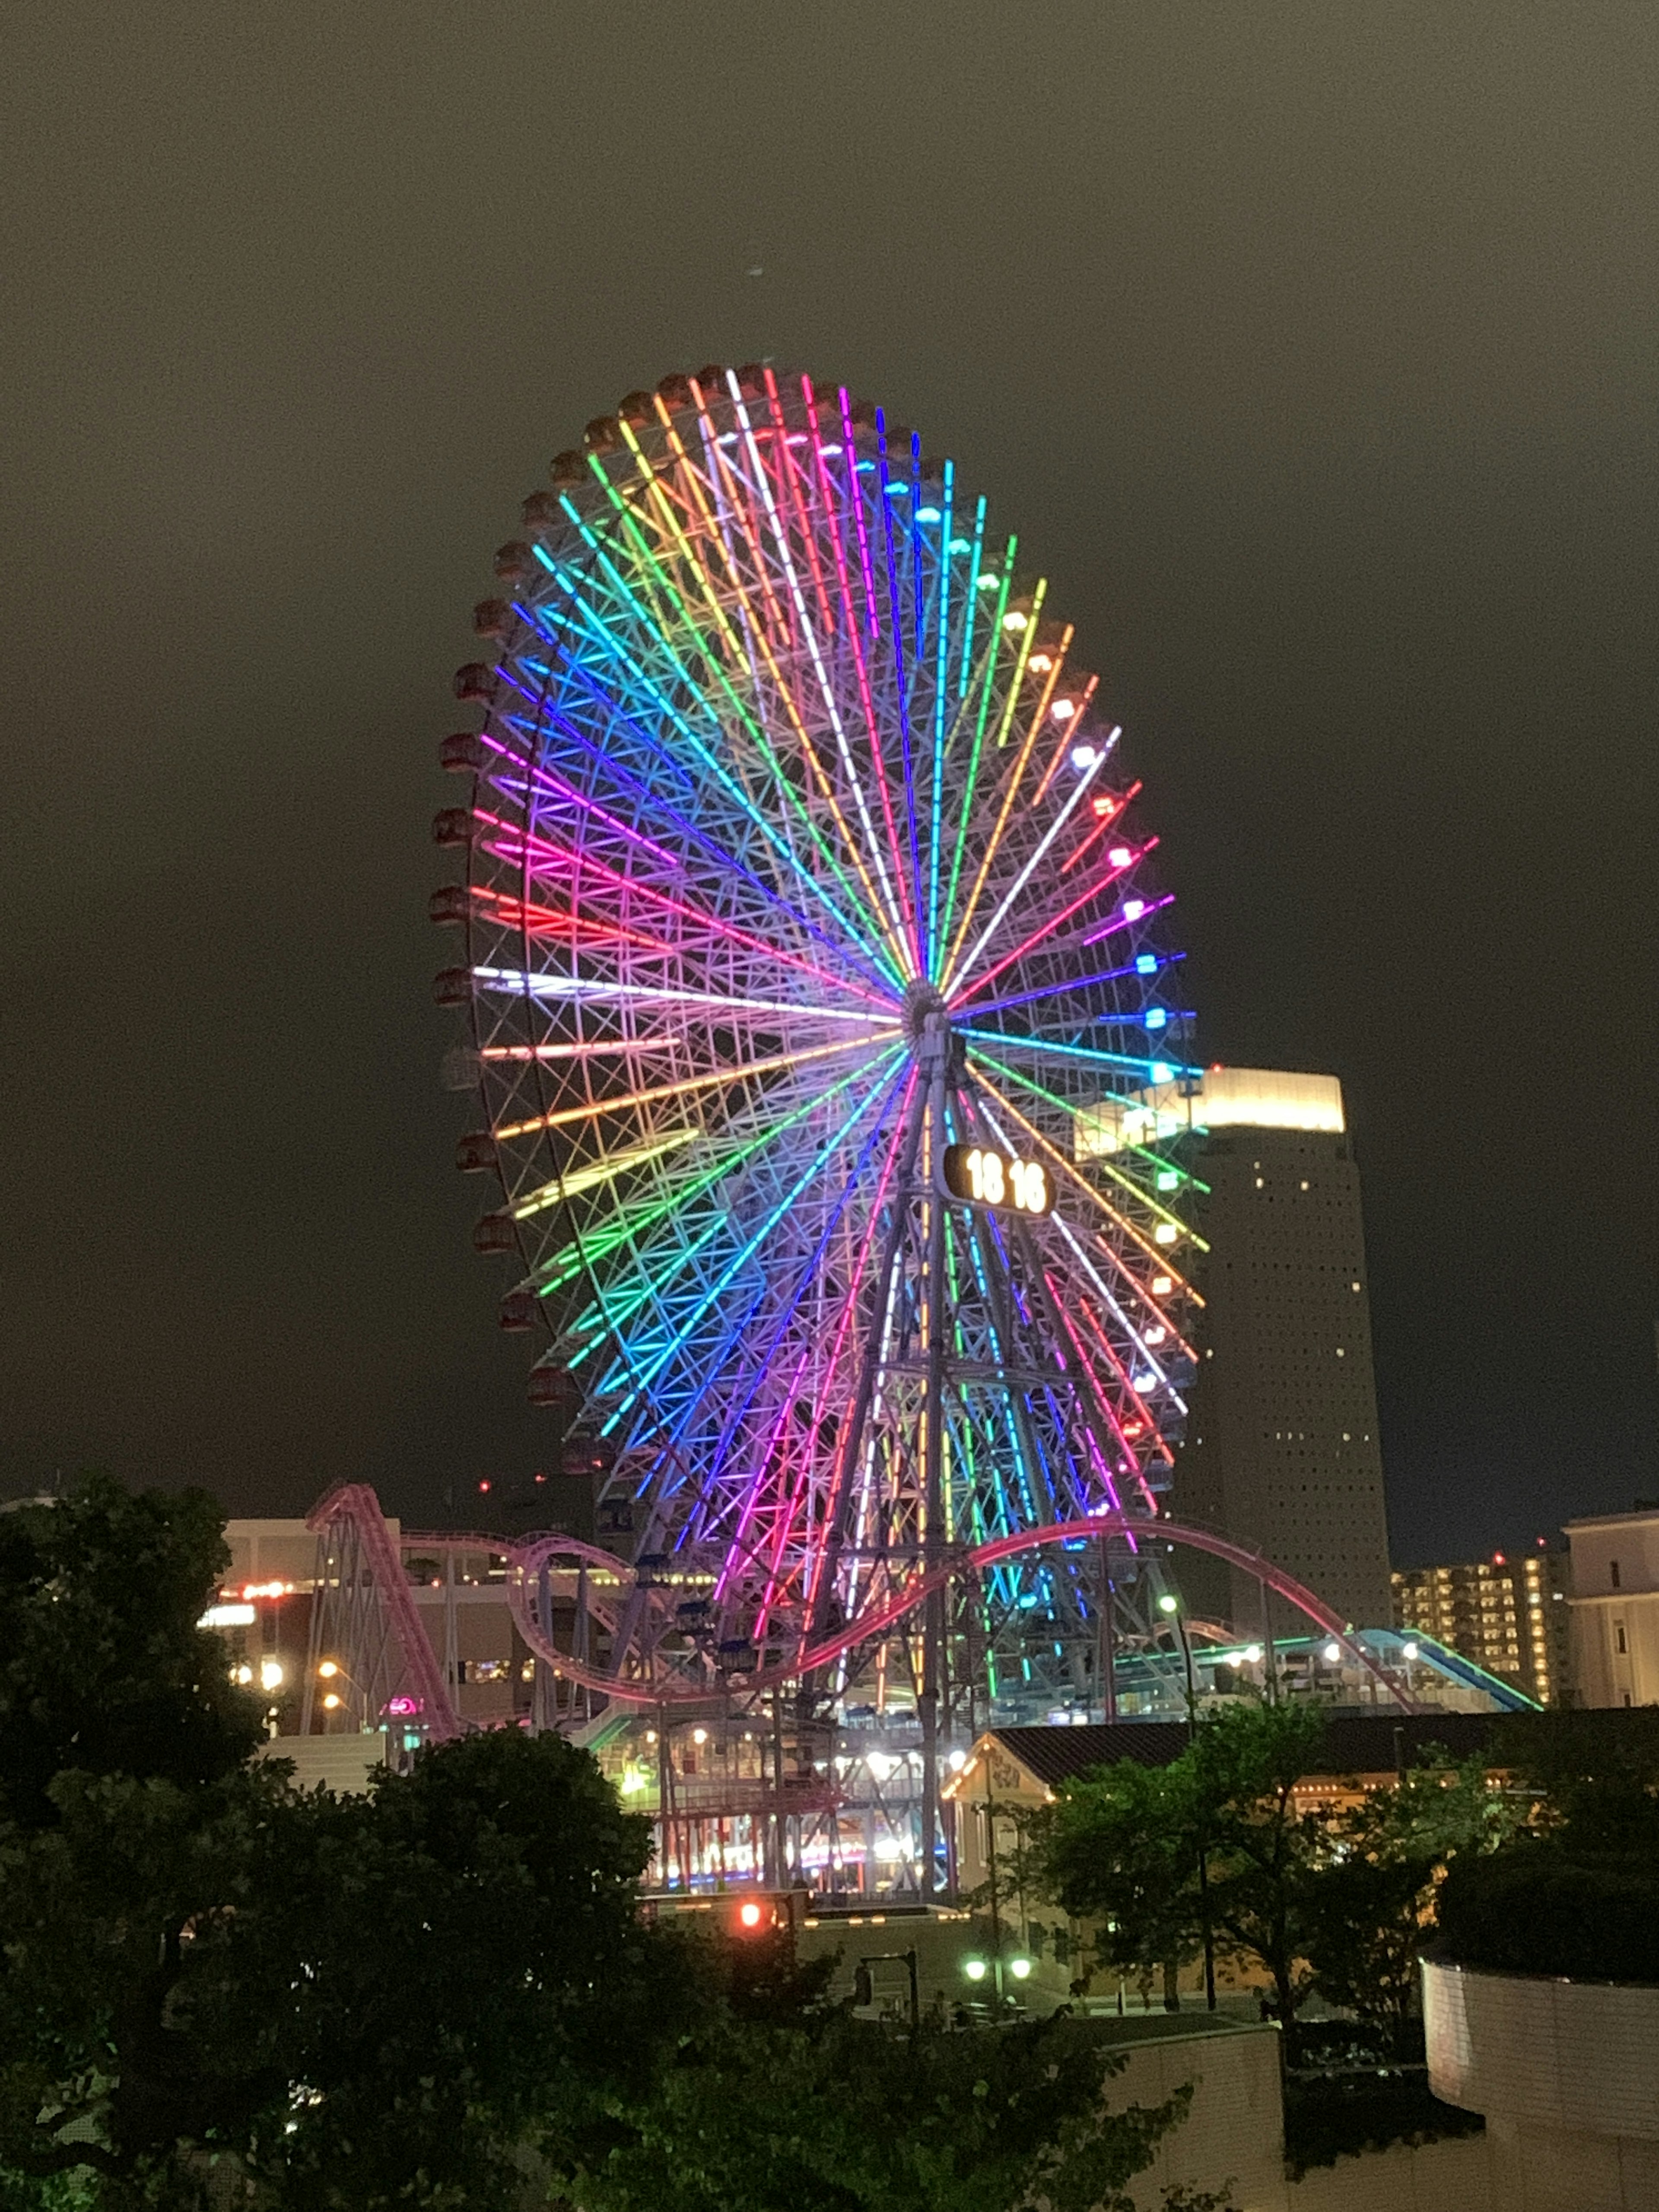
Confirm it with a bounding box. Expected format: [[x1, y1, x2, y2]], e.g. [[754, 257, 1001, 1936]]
[[901, 979, 949, 1048]]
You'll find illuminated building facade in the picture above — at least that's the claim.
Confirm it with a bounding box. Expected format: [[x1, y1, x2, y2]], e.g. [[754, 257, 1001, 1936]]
[[1154, 1070, 1393, 1634], [1564, 1506, 1659, 1709], [1392, 1545, 1569, 1707]]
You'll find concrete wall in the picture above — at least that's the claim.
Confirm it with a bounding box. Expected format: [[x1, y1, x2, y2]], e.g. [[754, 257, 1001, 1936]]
[[1110, 2021, 1286, 2210], [1425, 1958, 1659, 2210]]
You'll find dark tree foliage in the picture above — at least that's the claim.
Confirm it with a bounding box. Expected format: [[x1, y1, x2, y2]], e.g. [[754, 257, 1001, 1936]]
[[1300, 1748, 1513, 2047], [0, 1474, 262, 1829], [236, 1728, 662, 2211], [1436, 1707, 1659, 1982], [1040, 1703, 1330, 2029], [0, 1765, 293, 2196], [577, 1943, 1195, 2212]]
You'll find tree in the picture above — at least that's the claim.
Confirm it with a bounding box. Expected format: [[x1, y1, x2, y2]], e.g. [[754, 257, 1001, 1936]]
[[238, 1727, 662, 2212], [1038, 1757, 1205, 2003], [0, 1474, 261, 1831], [577, 1939, 1198, 2212], [1040, 1703, 1331, 2031], [1303, 1749, 1516, 2047], [0, 1764, 292, 2201]]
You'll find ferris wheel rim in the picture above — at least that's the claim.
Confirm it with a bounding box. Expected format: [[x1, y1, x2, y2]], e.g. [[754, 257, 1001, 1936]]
[[444, 365, 1201, 1694]]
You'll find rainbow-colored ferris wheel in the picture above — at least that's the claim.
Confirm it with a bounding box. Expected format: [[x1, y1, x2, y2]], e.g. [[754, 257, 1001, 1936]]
[[434, 364, 1202, 1721]]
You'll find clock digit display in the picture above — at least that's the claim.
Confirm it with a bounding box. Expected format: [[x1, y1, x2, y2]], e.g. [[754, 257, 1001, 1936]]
[[942, 1143, 1053, 1217]]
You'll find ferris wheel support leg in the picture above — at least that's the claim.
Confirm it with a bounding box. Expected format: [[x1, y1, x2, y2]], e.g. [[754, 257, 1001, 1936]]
[[809, 1078, 929, 1640], [919, 1016, 951, 1903]]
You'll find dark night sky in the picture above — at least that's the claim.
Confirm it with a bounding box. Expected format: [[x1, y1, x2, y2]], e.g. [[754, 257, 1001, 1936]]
[[3, 3, 1656, 1565]]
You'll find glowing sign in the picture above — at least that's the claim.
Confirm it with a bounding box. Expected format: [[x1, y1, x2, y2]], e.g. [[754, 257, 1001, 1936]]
[[941, 1143, 1052, 1217]]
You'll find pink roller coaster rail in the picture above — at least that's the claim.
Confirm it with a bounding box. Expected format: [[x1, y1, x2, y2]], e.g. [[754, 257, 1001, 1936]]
[[307, 1482, 465, 1742], [306, 1487, 1415, 1723]]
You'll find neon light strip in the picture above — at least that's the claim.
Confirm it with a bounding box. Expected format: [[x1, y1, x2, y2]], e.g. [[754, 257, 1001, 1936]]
[[946, 739, 1106, 992], [965, 1056, 1207, 1279], [522, 545, 896, 984], [874, 410, 925, 963], [939, 533, 1017, 954], [725, 375, 912, 972], [944, 857, 1135, 1011], [838, 387, 880, 640], [958, 1027, 1196, 1080], [1060, 785, 1138, 877], [952, 953, 1176, 1018], [544, 1058, 884, 1306], [709, 1061, 909, 1602], [478, 724, 895, 1004], [478, 809, 890, 1010], [928, 459, 955, 973], [694, 385, 910, 972], [1028, 673, 1100, 812], [511, 1130, 701, 1221], [492, 1032, 890, 1142], [802, 376, 918, 961], [957, 495, 989, 697], [796, 1068, 918, 1622], [471, 967, 899, 1038], [554, 460, 903, 988], [941, 577, 1049, 986], [599, 1056, 900, 1429]]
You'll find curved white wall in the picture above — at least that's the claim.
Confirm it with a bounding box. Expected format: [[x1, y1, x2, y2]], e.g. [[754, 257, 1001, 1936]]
[[1424, 1958, 1659, 2211]]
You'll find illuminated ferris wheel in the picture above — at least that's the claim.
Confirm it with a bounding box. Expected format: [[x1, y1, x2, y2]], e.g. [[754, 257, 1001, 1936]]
[[433, 365, 1201, 1719]]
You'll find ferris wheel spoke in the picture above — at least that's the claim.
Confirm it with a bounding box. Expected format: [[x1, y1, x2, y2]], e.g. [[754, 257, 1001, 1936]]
[[526, 1049, 894, 1309], [938, 535, 1018, 957], [964, 1062, 1204, 1351], [938, 578, 1054, 987], [693, 387, 916, 976], [490, 1030, 896, 1144], [965, 1045, 1201, 1252], [957, 1024, 1186, 1082], [485, 818, 893, 1011], [638, 387, 916, 979], [590, 1053, 904, 1434], [944, 739, 1109, 994], [694, 1059, 911, 1580], [489, 723, 899, 1002], [524, 528, 906, 986], [797, 379, 920, 963], [731, 375, 917, 969]]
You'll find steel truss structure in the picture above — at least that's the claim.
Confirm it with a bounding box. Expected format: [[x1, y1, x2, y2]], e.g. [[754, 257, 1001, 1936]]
[[409, 364, 1404, 1881]]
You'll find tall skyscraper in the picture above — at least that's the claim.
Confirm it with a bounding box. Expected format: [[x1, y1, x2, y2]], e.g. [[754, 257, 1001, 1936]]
[[1120, 1069, 1393, 1633]]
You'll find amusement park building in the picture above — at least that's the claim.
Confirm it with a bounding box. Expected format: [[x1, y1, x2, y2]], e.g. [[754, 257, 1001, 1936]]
[[1109, 1069, 1395, 1636]]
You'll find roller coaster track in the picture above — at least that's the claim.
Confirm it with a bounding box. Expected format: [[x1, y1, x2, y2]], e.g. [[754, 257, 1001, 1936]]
[[305, 1486, 1416, 1730]]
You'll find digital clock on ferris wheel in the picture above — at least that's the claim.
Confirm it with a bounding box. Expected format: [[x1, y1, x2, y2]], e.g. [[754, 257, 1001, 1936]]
[[941, 1143, 1053, 1218]]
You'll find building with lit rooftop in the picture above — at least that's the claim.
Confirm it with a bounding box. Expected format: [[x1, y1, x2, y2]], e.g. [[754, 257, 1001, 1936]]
[[1084, 1068, 1393, 1635], [1392, 1545, 1569, 1707]]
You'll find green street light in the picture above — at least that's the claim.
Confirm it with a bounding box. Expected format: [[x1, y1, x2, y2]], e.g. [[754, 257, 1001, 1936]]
[[1158, 1592, 1179, 1615], [962, 1957, 988, 1982], [1007, 1956, 1033, 1980]]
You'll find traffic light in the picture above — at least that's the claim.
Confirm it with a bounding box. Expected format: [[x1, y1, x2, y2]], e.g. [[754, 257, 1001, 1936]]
[[852, 1961, 874, 2005], [722, 1895, 779, 1937]]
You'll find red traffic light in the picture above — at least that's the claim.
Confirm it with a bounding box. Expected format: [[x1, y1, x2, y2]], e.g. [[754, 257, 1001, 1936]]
[[738, 1900, 765, 1930]]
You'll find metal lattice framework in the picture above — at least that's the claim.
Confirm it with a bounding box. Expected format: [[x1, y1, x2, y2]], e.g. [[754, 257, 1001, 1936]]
[[436, 364, 1209, 1718]]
